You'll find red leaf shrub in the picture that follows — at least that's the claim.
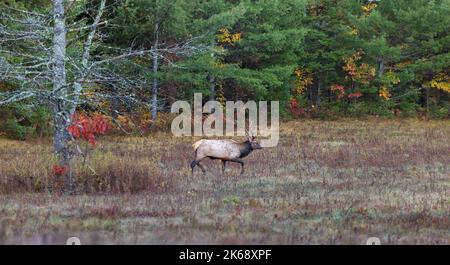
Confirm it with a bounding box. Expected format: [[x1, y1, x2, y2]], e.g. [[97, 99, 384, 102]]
[[68, 113, 111, 145], [52, 165, 69, 176], [347, 92, 362, 99], [289, 98, 298, 109], [289, 98, 305, 117], [330, 84, 346, 99]]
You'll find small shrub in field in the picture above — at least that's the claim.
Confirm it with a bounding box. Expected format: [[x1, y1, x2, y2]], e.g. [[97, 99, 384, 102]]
[[52, 165, 69, 176], [50, 113, 112, 192], [68, 113, 111, 145]]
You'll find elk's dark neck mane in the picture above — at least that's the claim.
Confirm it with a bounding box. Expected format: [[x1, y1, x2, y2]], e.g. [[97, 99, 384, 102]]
[[238, 140, 252, 158]]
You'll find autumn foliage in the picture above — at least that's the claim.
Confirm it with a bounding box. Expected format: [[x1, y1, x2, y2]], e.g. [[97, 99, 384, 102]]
[[67, 113, 111, 145], [52, 165, 69, 176], [217, 28, 242, 45], [288, 97, 305, 117], [347, 92, 363, 99], [330, 84, 346, 99]]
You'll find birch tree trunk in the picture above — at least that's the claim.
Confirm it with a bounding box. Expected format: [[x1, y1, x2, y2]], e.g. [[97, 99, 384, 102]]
[[151, 23, 159, 121], [52, 0, 72, 193]]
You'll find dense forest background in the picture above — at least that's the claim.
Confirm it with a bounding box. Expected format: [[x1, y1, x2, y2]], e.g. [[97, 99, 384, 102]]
[[1, 0, 449, 140]]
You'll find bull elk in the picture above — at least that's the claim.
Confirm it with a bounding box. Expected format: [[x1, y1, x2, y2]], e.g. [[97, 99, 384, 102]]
[[190, 130, 262, 175]]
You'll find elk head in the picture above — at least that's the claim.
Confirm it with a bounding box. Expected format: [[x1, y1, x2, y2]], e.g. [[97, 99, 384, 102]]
[[245, 121, 262, 150]]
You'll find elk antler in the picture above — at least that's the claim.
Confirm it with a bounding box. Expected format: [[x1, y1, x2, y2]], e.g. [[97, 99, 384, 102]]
[[246, 119, 256, 140]]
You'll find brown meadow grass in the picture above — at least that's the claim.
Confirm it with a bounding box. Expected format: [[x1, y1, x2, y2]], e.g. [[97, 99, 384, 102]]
[[0, 119, 449, 244]]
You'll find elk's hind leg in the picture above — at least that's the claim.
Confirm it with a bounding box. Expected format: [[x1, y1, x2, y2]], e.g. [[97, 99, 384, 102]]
[[190, 160, 197, 174], [197, 161, 206, 174], [190, 159, 206, 174]]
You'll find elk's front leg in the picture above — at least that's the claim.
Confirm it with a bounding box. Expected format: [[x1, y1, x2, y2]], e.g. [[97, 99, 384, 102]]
[[231, 158, 244, 175], [221, 160, 226, 174]]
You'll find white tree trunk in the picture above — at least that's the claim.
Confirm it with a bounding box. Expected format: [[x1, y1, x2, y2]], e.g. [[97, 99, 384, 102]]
[[52, 0, 68, 152], [151, 23, 159, 121], [52, 0, 73, 193]]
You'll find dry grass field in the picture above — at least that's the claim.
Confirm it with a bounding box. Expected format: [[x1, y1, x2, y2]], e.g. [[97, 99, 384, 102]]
[[0, 119, 449, 244]]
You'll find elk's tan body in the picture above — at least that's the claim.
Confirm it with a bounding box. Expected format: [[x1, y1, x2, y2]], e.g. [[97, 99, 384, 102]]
[[193, 139, 242, 160], [190, 137, 262, 174]]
